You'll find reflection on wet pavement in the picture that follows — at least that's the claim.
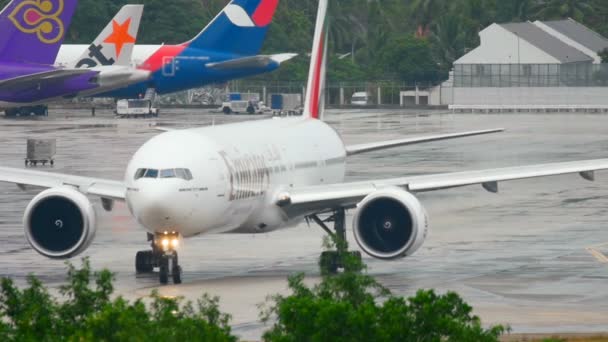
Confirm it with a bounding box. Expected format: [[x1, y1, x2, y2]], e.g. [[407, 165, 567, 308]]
[[1, 108, 608, 339]]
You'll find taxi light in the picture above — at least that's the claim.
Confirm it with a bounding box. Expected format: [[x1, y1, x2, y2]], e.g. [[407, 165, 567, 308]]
[[171, 238, 179, 248], [161, 238, 170, 248]]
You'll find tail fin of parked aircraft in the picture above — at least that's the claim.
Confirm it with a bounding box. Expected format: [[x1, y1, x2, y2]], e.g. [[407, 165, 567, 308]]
[[187, 0, 279, 56], [303, 0, 329, 120], [72, 4, 144, 68], [0, 0, 78, 65]]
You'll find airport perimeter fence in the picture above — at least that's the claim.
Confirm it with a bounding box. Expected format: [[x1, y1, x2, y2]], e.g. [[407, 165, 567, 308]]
[[67, 81, 445, 107], [454, 63, 608, 88], [224, 80, 442, 107]]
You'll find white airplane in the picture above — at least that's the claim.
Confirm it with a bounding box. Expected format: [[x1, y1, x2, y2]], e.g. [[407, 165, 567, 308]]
[[1, 0, 608, 285]]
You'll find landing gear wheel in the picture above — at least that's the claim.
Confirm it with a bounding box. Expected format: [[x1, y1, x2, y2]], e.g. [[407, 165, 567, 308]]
[[135, 251, 154, 273], [159, 256, 169, 284], [172, 264, 182, 284], [320, 251, 339, 275], [312, 209, 363, 275]]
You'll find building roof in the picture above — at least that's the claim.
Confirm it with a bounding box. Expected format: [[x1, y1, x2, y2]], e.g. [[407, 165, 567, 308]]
[[542, 18, 608, 53], [499, 22, 593, 63]]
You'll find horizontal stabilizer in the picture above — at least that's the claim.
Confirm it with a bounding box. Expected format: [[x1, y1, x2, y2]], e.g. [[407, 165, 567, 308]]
[[0, 69, 93, 93], [206, 53, 297, 70], [345, 128, 504, 156]]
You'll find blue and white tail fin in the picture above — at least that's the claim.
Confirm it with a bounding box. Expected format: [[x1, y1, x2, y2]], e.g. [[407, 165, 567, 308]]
[[303, 0, 329, 120], [0, 0, 78, 65], [186, 0, 278, 56], [72, 4, 143, 68]]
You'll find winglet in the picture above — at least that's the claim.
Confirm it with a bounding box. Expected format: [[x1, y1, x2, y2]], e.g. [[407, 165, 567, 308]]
[[303, 0, 329, 120], [72, 4, 144, 68]]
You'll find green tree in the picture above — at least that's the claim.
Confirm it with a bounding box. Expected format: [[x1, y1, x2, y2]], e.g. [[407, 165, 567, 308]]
[[261, 240, 506, 342], [0, 259, 237, 341], [533, 0, 594, 22], [376, 35, 443, 83]]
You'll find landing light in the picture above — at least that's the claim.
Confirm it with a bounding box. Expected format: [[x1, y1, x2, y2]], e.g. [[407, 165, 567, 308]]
[[161, 238, 170, 248], [171, 238, 179, 248]]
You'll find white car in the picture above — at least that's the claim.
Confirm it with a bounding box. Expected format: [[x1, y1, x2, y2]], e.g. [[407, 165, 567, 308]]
[[351, 92, 372, 106]]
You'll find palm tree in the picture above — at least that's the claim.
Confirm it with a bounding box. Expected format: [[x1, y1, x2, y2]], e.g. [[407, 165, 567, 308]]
[[410, 0, 444, 37], [430, 15, 467, 68], [533, 0, 594, 22]]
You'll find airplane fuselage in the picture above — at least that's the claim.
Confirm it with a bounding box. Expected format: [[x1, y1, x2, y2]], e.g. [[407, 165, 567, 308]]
[[56, 44, 281, 99], [124, 117, 346, 238]]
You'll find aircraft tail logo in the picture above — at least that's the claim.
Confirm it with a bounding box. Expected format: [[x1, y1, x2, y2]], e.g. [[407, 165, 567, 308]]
[[73, 4, 143, 68], [0, 0, 77, 65], [224, 0, 278, 27], [186, 0, 278, 56], [8, 0, 65, 44]]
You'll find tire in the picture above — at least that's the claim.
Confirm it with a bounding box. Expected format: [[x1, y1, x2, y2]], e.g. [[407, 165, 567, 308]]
[[159, 258, 169, 285], [136, 251, 154, 273], [320, 251, 339, 275], [223, 106, 232, 115], [172, 266, 182, 284]]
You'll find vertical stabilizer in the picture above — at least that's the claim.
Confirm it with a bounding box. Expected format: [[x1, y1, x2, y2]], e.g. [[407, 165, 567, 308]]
[[303, 0, 329, 120], [0, 0, 78, 65], [72, 4, 144, 68], [187, 0, 279, 56]]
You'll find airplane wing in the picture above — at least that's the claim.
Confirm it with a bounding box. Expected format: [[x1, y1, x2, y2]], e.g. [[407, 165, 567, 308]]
[[0, 69, 94, 93], [345, 129, 504, 156], [276, 159, 608, 218], [206, 53, 297, 71], [0, 167, 125, 201]]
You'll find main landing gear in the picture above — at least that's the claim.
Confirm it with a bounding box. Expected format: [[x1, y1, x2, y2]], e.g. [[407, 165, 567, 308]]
[[135, 232, 182, 285], [310, 208, 362, 274]]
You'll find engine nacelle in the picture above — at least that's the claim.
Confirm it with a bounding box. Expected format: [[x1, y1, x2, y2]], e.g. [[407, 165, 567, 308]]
[[23, 187, 97, 259], [353, 187, 429, 260]]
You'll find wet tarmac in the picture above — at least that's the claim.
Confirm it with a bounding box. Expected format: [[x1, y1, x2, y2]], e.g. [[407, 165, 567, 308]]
[[1, 108, 608, 339]]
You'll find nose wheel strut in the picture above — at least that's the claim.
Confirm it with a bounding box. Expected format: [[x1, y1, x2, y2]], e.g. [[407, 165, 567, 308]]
[[135, 232, 182, 285]]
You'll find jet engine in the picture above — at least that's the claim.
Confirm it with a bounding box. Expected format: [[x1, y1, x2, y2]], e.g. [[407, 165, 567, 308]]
[[23, 187, 96, 259], [353, 187, 429, 260]]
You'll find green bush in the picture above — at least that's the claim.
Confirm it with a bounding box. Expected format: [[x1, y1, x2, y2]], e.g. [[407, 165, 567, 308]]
[[261, 240, 506, 342], [0, 259, 236, 342]]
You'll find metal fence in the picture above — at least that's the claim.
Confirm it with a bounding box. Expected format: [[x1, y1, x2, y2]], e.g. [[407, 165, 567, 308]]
[[454, 63, 608, 87], [224, 80, 440, 106]]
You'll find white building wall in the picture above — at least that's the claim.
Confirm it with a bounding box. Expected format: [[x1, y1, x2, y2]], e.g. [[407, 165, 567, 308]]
[[533, 21, 600, 64], [455, 24, 561, 64], [453, 87, 608, 106]]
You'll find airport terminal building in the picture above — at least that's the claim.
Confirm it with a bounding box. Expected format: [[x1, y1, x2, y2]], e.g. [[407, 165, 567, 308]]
[[448, 19, 608, 110]]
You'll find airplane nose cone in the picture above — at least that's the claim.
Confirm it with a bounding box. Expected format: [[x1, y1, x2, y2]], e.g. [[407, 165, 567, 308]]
[[129, 184, 183, 232]]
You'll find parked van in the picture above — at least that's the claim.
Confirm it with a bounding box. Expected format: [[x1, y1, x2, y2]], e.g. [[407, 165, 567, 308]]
[[351, 92, 372, 106]]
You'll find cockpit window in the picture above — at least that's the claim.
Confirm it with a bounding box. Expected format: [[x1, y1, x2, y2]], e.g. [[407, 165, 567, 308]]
[[160, 169, 176, 178], [176, 168, 193, 181], [135, 168, 192, 181], [134, 168, 146, 180], [144, 169, 159, 178]]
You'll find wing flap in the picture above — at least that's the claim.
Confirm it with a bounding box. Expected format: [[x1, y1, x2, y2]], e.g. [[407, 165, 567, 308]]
[[0, 167, 125, 200], [279, 159, 608, 219], [345, 129, 504, 156]]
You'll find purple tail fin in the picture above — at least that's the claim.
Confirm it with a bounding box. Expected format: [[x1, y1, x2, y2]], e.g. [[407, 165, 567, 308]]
[[0, 0, 78, 65]]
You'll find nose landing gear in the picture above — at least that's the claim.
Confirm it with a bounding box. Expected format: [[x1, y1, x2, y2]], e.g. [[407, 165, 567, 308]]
[[135, 232, 182, 285]]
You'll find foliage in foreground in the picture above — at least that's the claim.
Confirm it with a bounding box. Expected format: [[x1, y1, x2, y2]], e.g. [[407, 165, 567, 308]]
[[0, 259, 236, 342], [0, 245, 507, 341], [260, 238, 507, 342]]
